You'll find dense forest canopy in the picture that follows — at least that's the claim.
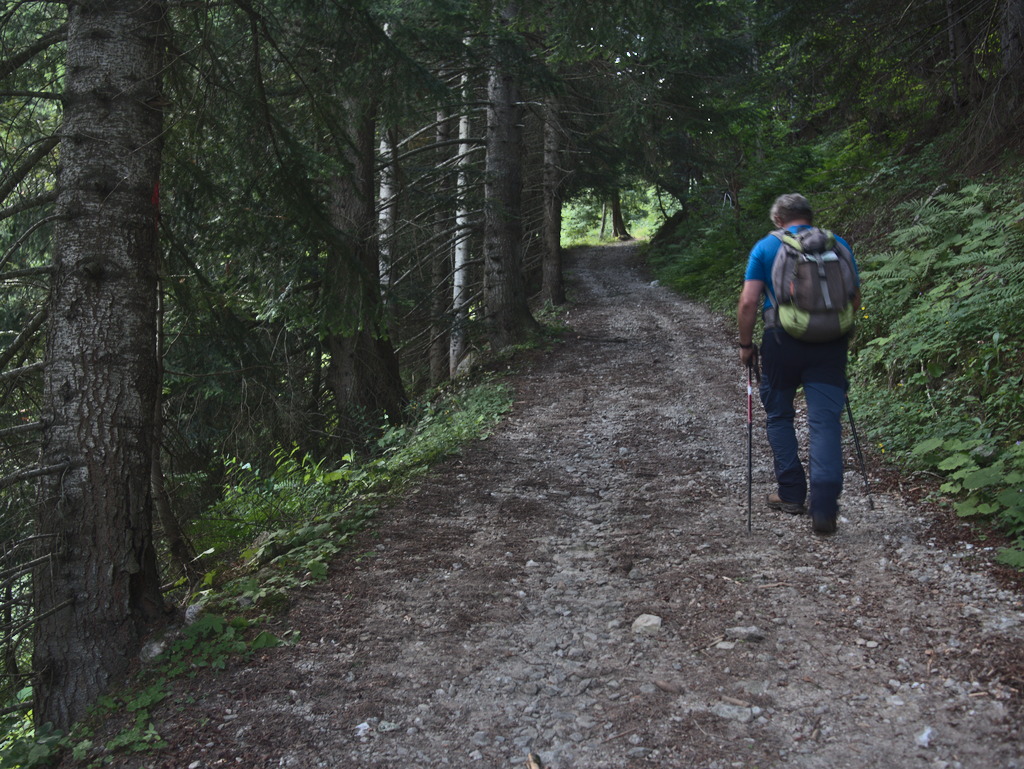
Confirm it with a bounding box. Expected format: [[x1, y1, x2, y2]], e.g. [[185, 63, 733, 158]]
[[1, 0, 1022, 744]]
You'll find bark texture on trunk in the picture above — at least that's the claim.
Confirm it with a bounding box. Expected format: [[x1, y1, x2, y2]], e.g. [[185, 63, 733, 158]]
[[611, 190, 631, 240], [35, 0, 168, 730], [430, 109, 454, 387], [1003, 0, 1024, 103], [153, 280, 199, 586], [324, 100, 406, 444], [944, 0, 986, 107], [378, 128, 397, 294], [483, 2, 538, 351], [541, 97, 565, 306], [450, 73, 473, 378]]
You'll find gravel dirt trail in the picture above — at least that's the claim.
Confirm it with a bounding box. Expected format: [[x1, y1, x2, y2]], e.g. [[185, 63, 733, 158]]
[[124, 242, 1023, 769]]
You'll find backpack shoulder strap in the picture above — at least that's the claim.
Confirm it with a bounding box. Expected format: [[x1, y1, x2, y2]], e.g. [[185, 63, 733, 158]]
[[766, 229, 793, 307], [771, 228, 799, 249]]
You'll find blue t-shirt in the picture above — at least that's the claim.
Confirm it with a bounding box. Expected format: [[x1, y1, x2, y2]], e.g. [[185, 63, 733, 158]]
[[744, 225, 859, 310]]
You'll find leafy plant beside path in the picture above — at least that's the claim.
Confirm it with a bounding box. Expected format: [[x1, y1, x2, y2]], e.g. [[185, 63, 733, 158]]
[[187, 379, 515, 614], [853, 180, 1024, 564]]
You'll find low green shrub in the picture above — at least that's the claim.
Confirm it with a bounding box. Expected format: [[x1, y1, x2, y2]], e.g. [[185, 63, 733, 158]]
[[851, 175, 1024, 562]]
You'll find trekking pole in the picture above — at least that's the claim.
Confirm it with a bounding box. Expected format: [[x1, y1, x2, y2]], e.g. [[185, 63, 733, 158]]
[[747, 363, 753, 532], [745, 347, 760, 532], [845, 395, 874, 510]]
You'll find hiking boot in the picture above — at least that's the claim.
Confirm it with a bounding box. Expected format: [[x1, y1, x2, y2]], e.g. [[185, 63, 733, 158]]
[[766, 492, 806, 515], [811, 511, 838, 535]]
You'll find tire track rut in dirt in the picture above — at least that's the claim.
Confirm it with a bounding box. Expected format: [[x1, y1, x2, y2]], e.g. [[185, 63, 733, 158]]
[[130, 242, 1023, 769]]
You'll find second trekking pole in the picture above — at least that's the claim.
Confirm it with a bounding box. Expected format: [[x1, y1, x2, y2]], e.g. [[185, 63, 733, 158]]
[[845, 395, 875, 510], [745, 347, 759, 532], [747, 363, 753, 532]]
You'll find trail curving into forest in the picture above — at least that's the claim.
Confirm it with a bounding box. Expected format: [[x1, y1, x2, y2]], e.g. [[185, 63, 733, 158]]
[[121, 242, 1023, 769]]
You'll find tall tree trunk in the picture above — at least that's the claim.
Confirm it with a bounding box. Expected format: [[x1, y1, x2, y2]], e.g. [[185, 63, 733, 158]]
[[324, 100, 406, 445], [483, 2, 538, 350], [34, 0, 167, 730], [430, 108, 453, 387], [152, 268, 199, 587], [541, 96, 565, 306], [450, 72, 473, 378], [1003, 0, 1024, 108], [377, 127, 397, 297], [377, 23, 397, 299], [945, 0, 985, 107], [610, 190, 631, 240], [3, 581, 20, 703]]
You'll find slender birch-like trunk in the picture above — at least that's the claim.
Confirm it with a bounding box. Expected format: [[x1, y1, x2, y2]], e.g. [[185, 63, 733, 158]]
[[450, 71, 474, 377]]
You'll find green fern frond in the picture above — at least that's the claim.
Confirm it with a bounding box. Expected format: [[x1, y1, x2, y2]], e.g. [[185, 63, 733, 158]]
[[890, 223, 936, 248]]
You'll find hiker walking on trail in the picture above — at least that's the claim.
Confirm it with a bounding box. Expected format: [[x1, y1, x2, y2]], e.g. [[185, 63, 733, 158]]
[[737, 193, 861, 535]]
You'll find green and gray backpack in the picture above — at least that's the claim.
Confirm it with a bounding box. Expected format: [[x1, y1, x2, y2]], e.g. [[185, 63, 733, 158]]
[[768, 227, 857, 342]]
